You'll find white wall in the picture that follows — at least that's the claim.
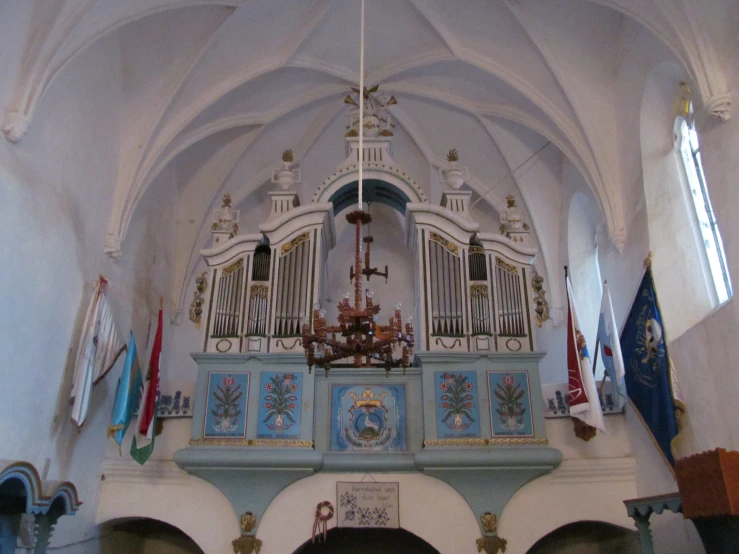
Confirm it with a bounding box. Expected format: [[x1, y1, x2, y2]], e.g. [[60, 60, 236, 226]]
[[0, 27, 177, 552]]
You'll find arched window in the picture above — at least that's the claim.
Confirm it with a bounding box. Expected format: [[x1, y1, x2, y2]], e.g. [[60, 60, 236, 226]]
[[677, 113, 732, 304]]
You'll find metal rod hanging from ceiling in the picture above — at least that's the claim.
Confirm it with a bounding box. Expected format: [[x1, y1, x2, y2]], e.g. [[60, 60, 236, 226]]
[[358, 0, 365, 209]]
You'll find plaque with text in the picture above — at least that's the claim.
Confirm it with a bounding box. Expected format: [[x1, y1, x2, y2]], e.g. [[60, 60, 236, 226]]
[[337, 482, 400, 528]]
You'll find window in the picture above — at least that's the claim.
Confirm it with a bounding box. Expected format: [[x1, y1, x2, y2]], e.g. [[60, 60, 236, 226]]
[[678, 116, 732, 304]]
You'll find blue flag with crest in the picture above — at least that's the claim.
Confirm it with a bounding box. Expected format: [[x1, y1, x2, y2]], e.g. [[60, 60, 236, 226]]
[[108, 331, 142, 447], [621, 267, 683, 467]]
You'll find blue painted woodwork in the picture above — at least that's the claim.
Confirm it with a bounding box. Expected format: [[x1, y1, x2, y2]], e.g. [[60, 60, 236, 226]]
[[0, 461, 81, 554], [175, 352, 562, 537]]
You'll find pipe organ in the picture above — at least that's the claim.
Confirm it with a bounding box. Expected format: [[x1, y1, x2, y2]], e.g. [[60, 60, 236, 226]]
[[196, 139, 539, 357]]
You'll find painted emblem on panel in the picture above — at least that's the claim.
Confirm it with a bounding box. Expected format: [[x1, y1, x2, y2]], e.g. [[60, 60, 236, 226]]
[[257, 372, 302, 439], [487, 371, 534, 437], [331, 385, 406, 451], [435, 371, 480, 438], [204, 372, 248, 438]]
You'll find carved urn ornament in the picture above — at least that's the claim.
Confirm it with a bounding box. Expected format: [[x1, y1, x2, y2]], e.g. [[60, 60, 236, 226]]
[[272, 149, 301, 190], [503, 194, 523, 231], [439, 149, 468, 190]]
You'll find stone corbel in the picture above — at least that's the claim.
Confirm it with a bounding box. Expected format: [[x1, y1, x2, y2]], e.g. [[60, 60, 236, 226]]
[[704, 92, 732, 122], [2, 109, 29, 144], [104, 234, 122, 260], [609, 229, 626, 254]]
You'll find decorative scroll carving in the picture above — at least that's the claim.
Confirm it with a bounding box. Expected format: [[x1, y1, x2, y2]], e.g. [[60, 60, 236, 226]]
[[476, 535, 508, 553], [189, 272, 208, 328], [531, 271, 549, 328], [495, 258, 517, 274], [435, 337, 462, 349], [232, 512, 262, 554], [281, 232, 310, 255], [429, 232, 459, 255], [223, 258, 244, 276]]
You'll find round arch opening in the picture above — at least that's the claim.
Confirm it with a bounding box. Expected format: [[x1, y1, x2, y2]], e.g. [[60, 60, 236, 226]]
[[292, 527, 441, 554], [329, 180, 411, 215]]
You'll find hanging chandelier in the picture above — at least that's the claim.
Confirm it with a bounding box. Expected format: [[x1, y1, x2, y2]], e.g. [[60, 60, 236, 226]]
[[301, 208, 414, 376], [301, 0, 414, 376]]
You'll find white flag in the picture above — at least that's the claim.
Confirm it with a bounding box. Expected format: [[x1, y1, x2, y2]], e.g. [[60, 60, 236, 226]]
[[566, 277, 605, 432], [598, 282, 626, 408], [70, 277, 126, 427]]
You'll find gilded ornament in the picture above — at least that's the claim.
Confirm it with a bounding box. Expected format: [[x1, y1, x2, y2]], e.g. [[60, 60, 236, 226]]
[[281, 232, 310, 255], [282, 149, 294, 163], [232, 536, 262, 554], [344, 84, 396, 137], [470, 284, 488, 298], [189, 272, 208, 328], [476, 535, 507, 553], [223, 258, 244, 276], [495, 258, 518, 274], [447, 149, 459, 163], [531, 271, 549, 328], [240, 512, 257, 533], [430, 232, 459, 255], [480, 512, 497, 534]]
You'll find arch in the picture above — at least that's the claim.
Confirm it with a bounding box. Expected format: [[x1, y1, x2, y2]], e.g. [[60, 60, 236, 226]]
[[103, 517, 205, 554], [258, 473, 479, 554], [292, 527, 441, 554], [329, 179, 411, 215], [313, 164, 428, 206], [497, 456, 637, 552], [97, 464, 238, 554], [526, 520, 639, 554]]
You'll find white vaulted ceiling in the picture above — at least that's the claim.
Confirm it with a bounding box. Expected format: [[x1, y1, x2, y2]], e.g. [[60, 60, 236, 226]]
[[2, 0, 733, 314]]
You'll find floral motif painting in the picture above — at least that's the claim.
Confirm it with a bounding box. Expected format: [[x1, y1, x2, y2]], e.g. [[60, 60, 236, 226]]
[[434, 371, 480, 438], [487, 370, 534, 437], [256, 372, 302, 439], [331, 385, 406, 452], [204, 372, 249, 438]]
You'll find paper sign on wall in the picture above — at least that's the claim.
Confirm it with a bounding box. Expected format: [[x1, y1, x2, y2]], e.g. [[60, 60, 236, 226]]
[[337, 482, 399, 528]]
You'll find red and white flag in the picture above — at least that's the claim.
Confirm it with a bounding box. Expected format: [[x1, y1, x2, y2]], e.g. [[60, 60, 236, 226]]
[[566, 276, 605, 432], [131, 307, 163, 465]]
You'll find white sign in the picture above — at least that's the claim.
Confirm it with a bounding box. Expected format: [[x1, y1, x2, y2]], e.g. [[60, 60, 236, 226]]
[[336, 481, 400, 528]]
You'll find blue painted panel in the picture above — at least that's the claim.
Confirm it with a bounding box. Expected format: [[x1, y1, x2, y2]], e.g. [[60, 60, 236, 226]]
[[331, 385, 407, 452], [434, 371, 481, 438], [204, 372, 249, 438], [487, 371, 534, 437], [256, 372, 303, 439]]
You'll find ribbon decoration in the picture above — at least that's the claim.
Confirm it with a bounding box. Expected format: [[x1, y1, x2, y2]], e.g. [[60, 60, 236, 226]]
[[312, 501, 334, 543]]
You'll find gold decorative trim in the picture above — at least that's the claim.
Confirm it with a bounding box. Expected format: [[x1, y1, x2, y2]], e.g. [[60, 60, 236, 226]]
[[423, 437, 548, 446], [223, 258, 244, 276], [495, 257, 518, 274], [250, 284, 269, 298], [470, 284, 488, 298], [190, 438, 314, 447], [281, 232, 309, 255], [469, 245, 484, 254], [430, 232, 459, 255]]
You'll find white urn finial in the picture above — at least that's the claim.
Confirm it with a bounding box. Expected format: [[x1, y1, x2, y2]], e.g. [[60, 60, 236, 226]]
[[439, 149, 467, 190], [272, 149, 301, 190]]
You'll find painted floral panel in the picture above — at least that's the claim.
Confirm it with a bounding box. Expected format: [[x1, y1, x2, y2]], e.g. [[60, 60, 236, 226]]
[[256, 371, 302, 439], [434, 371, 480, 438], [203, 372, 249, 438], [487, 370, 534, 437]]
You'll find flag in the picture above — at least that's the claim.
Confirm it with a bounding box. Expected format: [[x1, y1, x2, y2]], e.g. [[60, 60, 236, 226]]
[[131, 308, 163, 465], [108, 331, 143, 447], [566, 276, 605, 433], [70, 276, 126, 427], [597, 282, 627, 409], [621, 267, 683, 467]]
